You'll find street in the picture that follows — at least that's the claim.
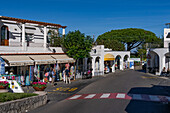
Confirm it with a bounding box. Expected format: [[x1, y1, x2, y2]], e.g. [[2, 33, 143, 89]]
[[29, 70, 170, 113]]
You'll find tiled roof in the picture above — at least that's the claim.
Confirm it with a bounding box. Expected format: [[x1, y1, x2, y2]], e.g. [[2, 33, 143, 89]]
[[0, 16, 67, 28]]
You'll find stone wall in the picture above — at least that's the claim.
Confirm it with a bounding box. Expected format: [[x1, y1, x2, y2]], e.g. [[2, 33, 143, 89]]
[[0, 92, 47, 113]]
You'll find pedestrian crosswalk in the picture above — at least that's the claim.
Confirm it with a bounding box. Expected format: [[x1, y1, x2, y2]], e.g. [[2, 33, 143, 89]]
[[66, 93, 170, 102]]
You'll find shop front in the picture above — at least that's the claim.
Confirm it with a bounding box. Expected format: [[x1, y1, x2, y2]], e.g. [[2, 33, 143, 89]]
[[51, 55, 75, 80], [104, 54, 115, 73], [0, 54, 75, 85], [1, 55, 34, 85]]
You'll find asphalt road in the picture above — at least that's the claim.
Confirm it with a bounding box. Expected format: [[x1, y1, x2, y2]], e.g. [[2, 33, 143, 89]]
[[29, 70, 170, 113]]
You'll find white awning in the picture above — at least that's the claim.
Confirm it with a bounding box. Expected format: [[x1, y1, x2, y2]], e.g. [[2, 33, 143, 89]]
[[51, 55, 75, 63], [29, 55, 56, 64], [1, 55, 34, 66]]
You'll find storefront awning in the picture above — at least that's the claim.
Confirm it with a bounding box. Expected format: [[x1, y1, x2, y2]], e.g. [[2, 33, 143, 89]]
[[51, 55, 75, 63], [29, 55, 56, 64], [1, 55, 34, 66], [104, 54, 115, 61]]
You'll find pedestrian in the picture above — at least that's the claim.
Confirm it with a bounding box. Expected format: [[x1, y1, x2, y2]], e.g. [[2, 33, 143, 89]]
[[48, 67, 53, 83], [52, 68, 56, 86], [44, 72, 49, 83], [65, 67, 71, 84], [63, 68, 66, 82], [161, 67, 166, 76], [70, 66, 74, 80]]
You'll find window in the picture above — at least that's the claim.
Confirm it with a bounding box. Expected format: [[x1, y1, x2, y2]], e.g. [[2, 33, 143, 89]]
[[1, 26, 9, 46], [166, 33, 170, 38]]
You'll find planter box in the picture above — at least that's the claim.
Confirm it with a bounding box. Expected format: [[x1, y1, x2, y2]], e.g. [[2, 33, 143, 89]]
[[33, 87, 46, 91]]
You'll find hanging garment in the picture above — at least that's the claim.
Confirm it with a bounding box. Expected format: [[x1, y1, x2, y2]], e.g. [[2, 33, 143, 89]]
[[63, 70, 66, 82], [59, 72, 62, 81], [70, 66, 74, 79], [25, 75, 30, 86], [21, 76, 25, 85]]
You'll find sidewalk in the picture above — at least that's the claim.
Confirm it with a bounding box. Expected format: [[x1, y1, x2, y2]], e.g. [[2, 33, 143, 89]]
[[22, 73, 109, 103], [23, 72, 115, 93]]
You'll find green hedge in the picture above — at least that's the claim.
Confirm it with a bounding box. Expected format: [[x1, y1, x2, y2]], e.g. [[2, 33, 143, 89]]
[[0, 93, 38, 102]]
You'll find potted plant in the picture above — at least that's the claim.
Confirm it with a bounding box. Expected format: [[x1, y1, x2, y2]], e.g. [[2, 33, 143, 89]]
[[32, 82, 47, 91], [0, 81, 9, 89]]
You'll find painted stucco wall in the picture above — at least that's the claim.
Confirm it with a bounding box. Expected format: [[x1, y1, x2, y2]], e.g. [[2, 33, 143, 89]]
[[90, 45, 131, 76], [147, 48, 168, 75], [0, 19, 59, 47]]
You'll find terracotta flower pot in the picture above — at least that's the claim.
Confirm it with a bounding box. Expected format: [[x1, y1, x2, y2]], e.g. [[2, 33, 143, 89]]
[[33, 86, 46, 91]]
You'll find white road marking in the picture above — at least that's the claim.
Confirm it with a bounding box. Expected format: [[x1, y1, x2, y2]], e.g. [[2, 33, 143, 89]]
[[116, 93, 125, 98], [69, 95, 82, 99], [149, 95, 160, 101], [132, 94, 142, 100], [100, 93, 110, 98], [85, 94, 96, 99]]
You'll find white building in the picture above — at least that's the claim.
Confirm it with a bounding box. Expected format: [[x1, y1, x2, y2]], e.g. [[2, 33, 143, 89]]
[[147, 26, 170, 75], [90, 45, 133, 76], [0, 16, 74, 84]]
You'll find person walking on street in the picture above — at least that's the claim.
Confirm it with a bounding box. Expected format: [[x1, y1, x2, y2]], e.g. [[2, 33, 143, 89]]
[[49, 67, 53, 83], [65, 68, 71, 84], [63, 68, 66, 82], [52, 68, 56, 86]]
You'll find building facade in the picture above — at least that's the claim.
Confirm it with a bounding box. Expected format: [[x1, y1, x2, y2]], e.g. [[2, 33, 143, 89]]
[[147, 27, 170, 75], [90, 45, 132, 76], [0, 16, 75, 85]]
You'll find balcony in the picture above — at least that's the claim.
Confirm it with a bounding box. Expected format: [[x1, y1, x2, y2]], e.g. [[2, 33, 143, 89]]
[[0, 46, 64, 54]]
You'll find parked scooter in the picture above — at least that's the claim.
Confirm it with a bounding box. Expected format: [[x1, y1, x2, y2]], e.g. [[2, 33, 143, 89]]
[[82, 69, 93, 79]]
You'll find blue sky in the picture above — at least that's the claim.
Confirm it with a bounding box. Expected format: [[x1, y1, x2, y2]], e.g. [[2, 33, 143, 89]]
[[1, 0, 170, 39]]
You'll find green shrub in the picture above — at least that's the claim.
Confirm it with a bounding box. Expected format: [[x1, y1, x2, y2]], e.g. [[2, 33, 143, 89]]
[[0, 93, 38, 102]]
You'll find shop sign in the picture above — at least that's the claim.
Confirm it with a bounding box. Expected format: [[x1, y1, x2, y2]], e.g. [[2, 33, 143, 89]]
[[0, 58, 5, 74], [130, 62, 134, 67]]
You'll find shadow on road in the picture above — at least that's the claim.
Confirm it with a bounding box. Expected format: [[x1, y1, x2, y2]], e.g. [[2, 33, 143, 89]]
[[135, 69, 146, 73], [125, 85, 170, 113]]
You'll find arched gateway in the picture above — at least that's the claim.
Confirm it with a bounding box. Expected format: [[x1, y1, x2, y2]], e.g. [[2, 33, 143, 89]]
[[104, 54, 115, 73]]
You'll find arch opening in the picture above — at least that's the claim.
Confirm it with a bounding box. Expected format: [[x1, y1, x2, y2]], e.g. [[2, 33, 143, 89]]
[[123, 55, 129, 69], [95, 57, 100, 71], [115, 55, 122, 70], [104, 54, 115, 73], [148, 51, 159, 74]]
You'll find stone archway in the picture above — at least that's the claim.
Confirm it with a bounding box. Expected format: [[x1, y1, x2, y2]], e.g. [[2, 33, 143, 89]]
[[115, 55, 122, 70], [123, 55, 129, 69], [165, 53, 170, 73], [148, 51, 159, 74], [95, 57, 100, 71], [87, 57, 92, 70], [104, 54, 115, 73]]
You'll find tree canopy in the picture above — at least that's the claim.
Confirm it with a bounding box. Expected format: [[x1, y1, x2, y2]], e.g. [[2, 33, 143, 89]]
[[63, 30, 93, 60], [48, 30, 63, 47], [96, 28, 161, 51], [97, 39, 125, 51]]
